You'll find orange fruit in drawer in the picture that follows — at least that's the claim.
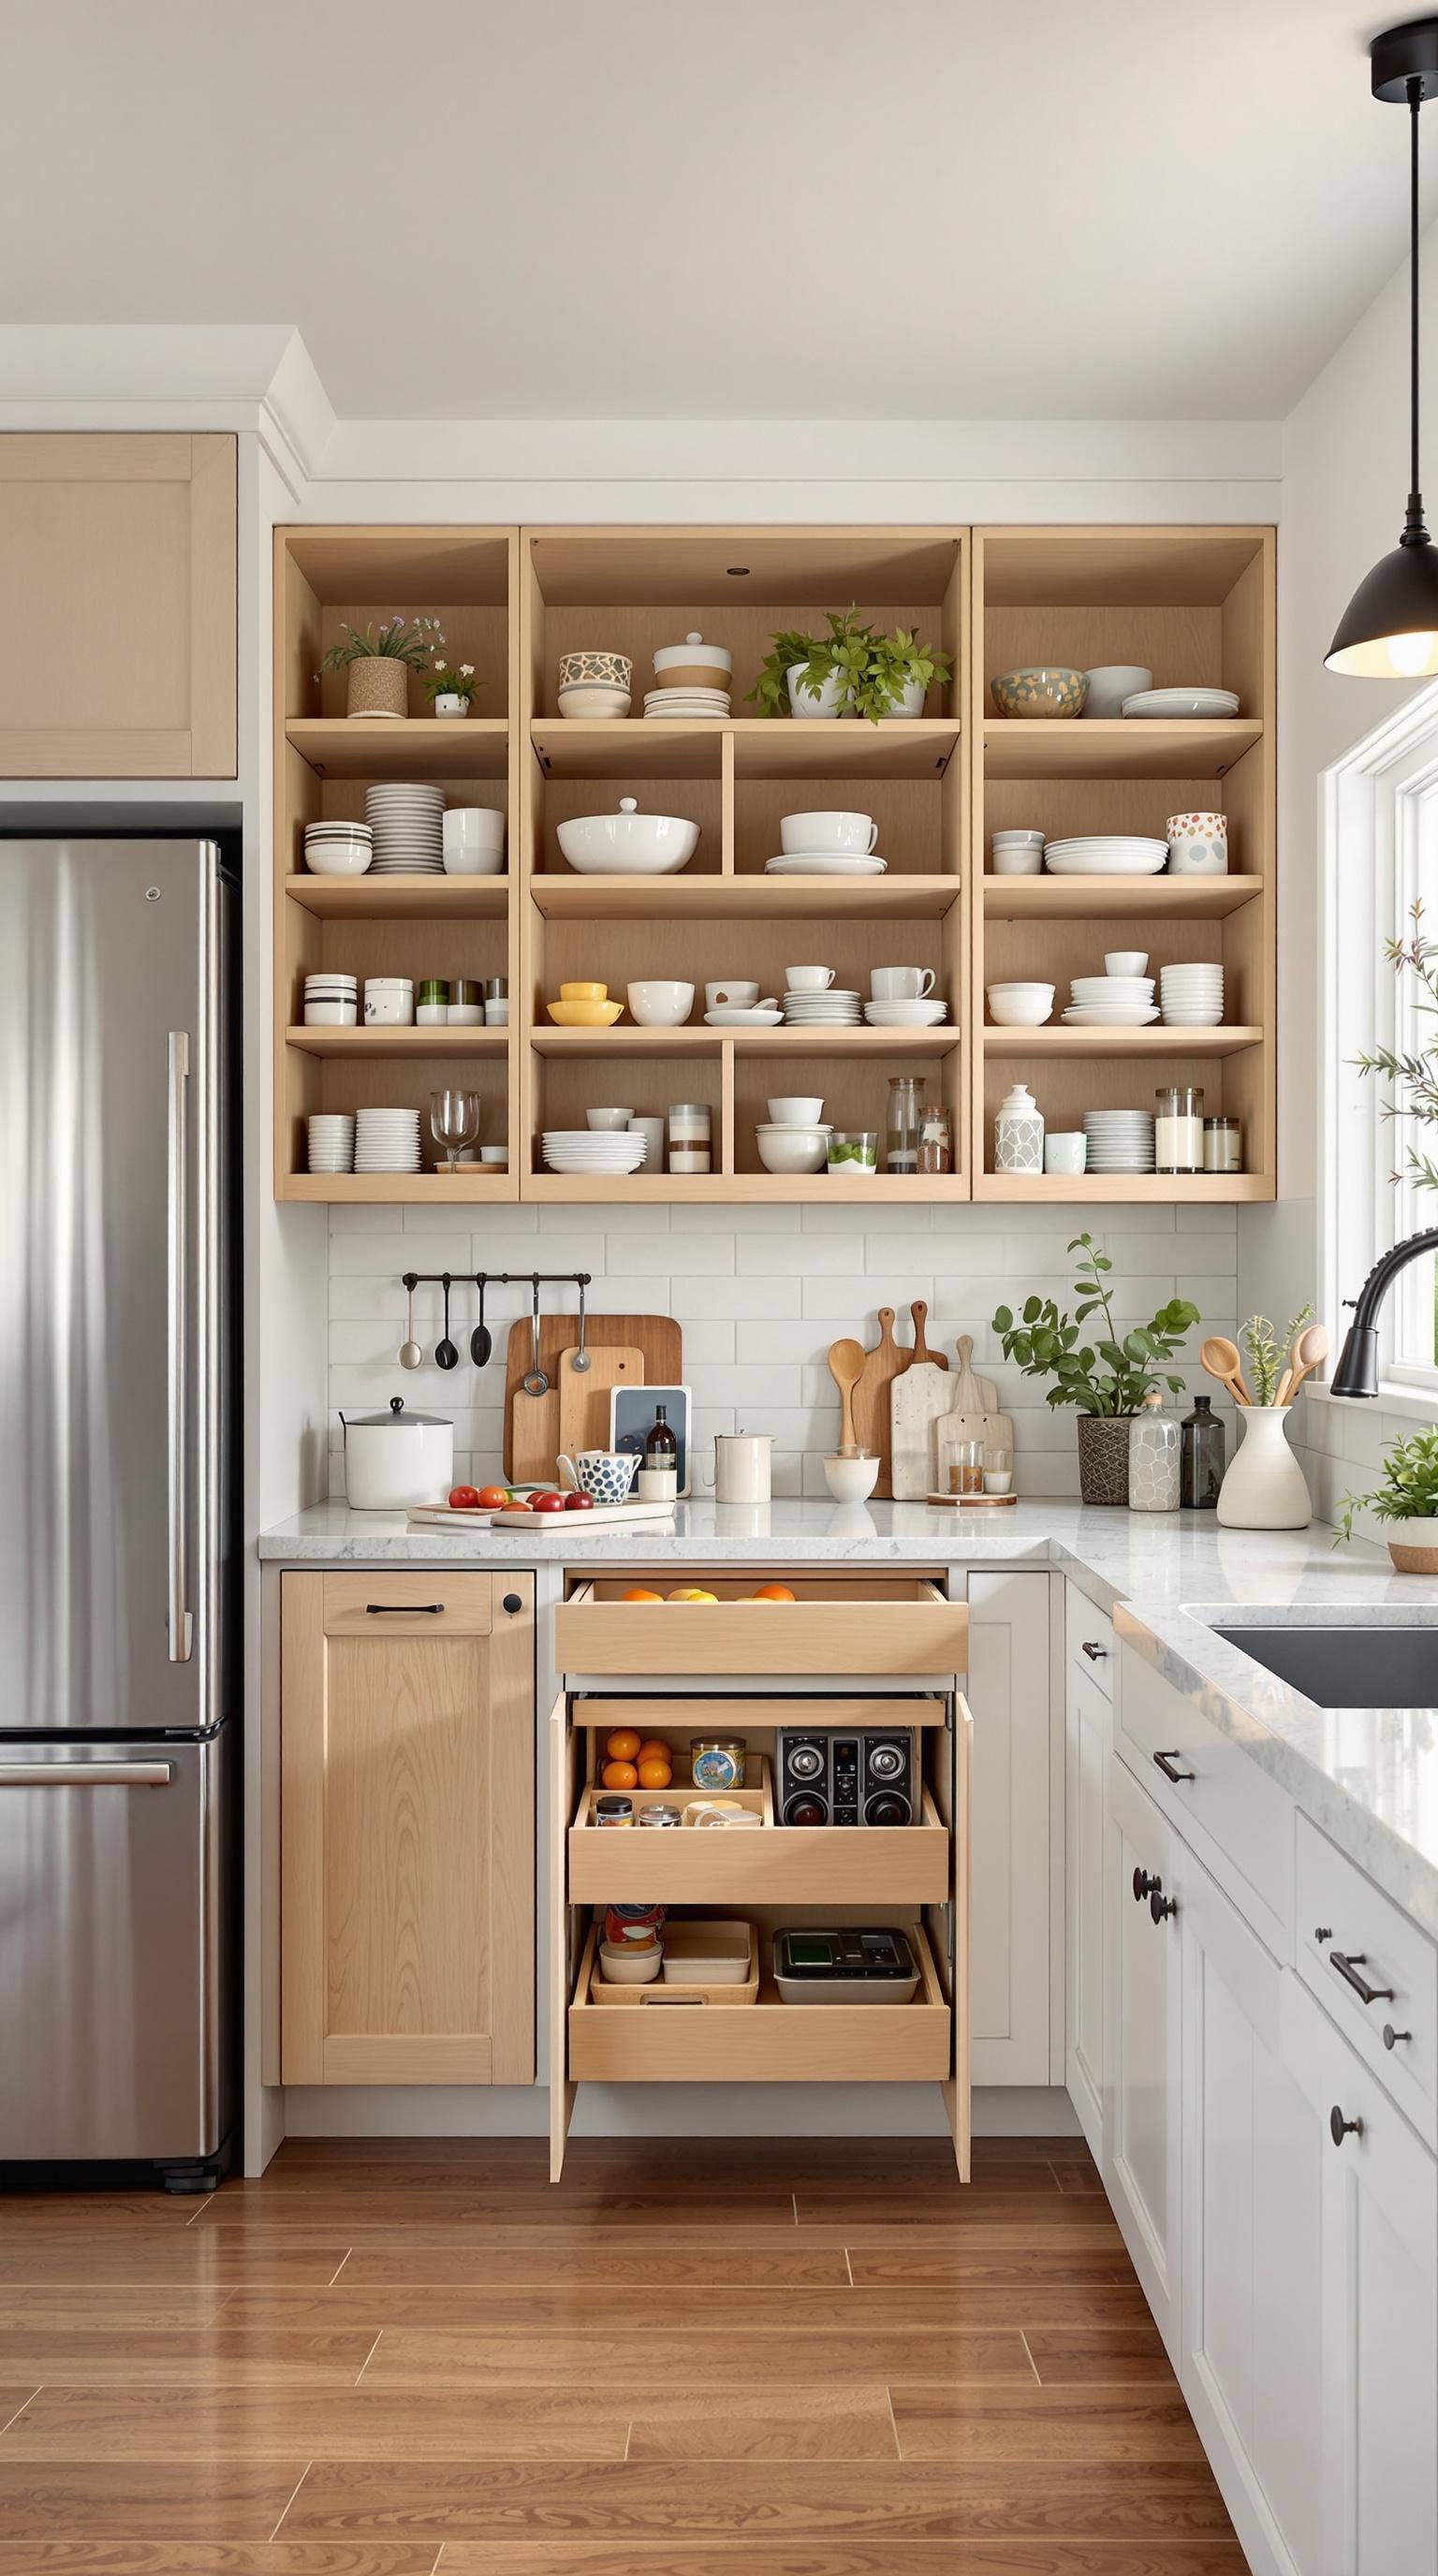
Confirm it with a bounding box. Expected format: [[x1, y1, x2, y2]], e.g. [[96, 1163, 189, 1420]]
[[604, 1729, 642, 1761], [637, 1740, 671, 1764], [752, 1583, 797, 1603], [601, 1760, 638, 1790], [637, 1758, 673, 1788], [619, 1587, 663, 1603]]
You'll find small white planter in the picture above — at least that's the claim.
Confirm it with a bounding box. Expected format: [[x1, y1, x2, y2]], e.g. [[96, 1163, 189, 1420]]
[[1216, 1404, 1311, 1530], [786, 666, 845, 719], [881, 675, 927, 717], [1384, 1515, 1438, 1573], [433, 692, 471, 719]]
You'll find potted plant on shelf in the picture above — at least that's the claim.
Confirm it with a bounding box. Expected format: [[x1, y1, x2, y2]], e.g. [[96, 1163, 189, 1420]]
[[747, 607, 953, 724], [992, 1236, 1198, 1506], [421, 655, 480, 719], [1338, 1427, 1438, 1570], [317, 614, 446, 720]]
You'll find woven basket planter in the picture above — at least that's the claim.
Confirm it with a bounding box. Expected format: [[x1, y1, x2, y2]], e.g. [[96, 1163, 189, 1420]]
[[1076, 1413, 1134, 1508], [346, 658, 408, 720]]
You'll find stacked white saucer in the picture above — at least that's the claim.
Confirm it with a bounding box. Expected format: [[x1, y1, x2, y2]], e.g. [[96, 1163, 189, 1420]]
[[354, 1107, 422, 1174], [765, 851, 888, 876], [865, 998, 948, 1027], [1043, 836, 1168, 876], [783, 987, 861, 1026], [1160, 962, 1225, 1027], [542, 1129, 647, 1175], [1122, 686, 1240, 720], [1083, 1110, 1156, 1174], [307, 1114, 355, 1174], [1063, 972, 1158, 1028], [643, 687, 730, 721], [364, 782, 445, 871]]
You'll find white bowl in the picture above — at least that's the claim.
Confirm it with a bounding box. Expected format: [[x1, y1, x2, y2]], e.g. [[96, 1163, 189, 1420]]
[[443, 845, 505, 876], [586, 1106, 636, 1133], [556, 798, 699, 875], [1105, 951, 1149, 977], [986, 982, 1055, 1026], [779, 810, 876, 856], [599, 1940, 663, 1984], [990, 848, 1044, 874], [992, 827, 1046, 846], [756, 1129, 829, 1175], [625, 979, 695, 1027], [302, 1001, 358, 1027], [1082, 664, 1152, 718], [557, 684, 632, 719], [304, 844, 373, 876], [767, 1096, 824, 1126], [823, 1452, 880, 1503], [479, 1146, 509, 1166]]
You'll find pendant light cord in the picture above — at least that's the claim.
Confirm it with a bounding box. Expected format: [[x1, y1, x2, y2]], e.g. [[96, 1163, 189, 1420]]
[[1410, 74, 1426, 535]]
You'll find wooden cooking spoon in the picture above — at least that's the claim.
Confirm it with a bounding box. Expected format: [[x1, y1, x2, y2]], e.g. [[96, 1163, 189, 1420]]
[[1277, 1322, 1329, 1407], [1200, 1334, 1251, 1406], [828, 1337, 866, 1452]]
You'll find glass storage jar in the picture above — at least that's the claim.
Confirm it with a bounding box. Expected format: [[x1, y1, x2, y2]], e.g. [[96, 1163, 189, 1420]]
[[1203, 1116, 1241, 1173], [1154, 1085, 1204, 1173], [885, 1075, 926, 1174]]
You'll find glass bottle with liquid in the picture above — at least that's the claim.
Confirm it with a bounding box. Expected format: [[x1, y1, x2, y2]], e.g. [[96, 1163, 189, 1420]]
[[1180, 1394, 1226, 1509], [886, 1074, 926, 1175], [642, 1403, 678, 1501]]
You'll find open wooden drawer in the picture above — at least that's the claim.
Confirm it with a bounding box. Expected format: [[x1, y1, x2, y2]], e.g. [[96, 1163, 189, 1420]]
[[556, 1573, 968, 1678], [568, 1760, 951, 1905], [568, 1920, 951, 2083]]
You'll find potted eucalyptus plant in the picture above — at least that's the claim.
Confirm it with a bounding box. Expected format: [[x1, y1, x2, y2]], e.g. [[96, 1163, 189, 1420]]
[[747, 606, 952, 724], [1338, 1427, 1438, 1571], [318, 613, 446, 719], [993, 1236, 1198, 1506]]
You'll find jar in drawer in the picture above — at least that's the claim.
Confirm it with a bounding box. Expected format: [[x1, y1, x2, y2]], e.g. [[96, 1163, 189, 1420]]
[[691, 1735, 747, 1789]]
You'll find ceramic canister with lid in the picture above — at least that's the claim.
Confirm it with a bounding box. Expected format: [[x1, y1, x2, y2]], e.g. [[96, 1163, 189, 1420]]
[[339, 1395, 453, 1509], [653, 631, 734, 691], [994, 1083, 1044, 1175]]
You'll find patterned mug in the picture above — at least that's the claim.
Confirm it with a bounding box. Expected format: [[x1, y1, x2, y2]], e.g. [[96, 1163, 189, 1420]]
[[557, 1449, 638, 1504]]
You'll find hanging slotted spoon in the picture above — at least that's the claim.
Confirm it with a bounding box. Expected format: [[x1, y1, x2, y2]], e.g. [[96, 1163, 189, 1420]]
[[569, 1277, 590, 1373]]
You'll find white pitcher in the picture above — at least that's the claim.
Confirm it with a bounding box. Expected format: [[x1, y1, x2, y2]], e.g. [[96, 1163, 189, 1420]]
[[703, 1431, 773, 1505], [1216, 1405, 1311, 1530]]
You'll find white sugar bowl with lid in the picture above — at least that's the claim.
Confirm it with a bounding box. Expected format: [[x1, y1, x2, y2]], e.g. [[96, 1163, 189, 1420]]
[[653, 631, 733, 691], [339, 1396, 454, 1511], [994, 1082, 1045, 1176]]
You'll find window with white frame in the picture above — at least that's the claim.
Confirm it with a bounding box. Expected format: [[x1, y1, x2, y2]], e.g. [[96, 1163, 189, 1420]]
[[1324, 680, 1438, 1390]]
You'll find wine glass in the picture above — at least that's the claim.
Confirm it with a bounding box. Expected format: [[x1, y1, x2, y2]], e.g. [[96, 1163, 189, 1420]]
[[429, 1088, 481, 1175]]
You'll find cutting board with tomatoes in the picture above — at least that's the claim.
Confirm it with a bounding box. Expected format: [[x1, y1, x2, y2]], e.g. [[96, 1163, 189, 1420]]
[[504, 1313, 681, 1481]]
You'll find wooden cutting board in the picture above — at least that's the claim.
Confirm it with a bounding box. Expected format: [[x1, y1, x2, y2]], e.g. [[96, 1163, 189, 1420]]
[[557, 1344, 644, 1461], [851, 1308, 905, 1500], [952, 1333, 999, 1414], [503, 1313, 681, 1480], [890, 1359, 956, 1500], [510, 1383, 562, 1486], [933, 1335, 1012, 1498]]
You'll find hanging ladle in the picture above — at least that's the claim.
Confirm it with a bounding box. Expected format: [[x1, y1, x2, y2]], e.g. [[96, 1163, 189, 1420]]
[[435, 1273, 459, 1371], [399, 1279, 422, 1370], [470, 1274, 492, 1369], [521, 1275, 550, 1397]]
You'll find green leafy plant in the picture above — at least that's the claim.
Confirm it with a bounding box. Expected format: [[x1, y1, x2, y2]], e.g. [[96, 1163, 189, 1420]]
[[1337, 1425, 1438, 1540], [1353, 898, 1438, 1191], [746, 606, 953, 724], [317, 613, 445, 676], [420, 655, 479, 706], [992, 1236, 1199, 1416], [1240, 1302, 1313, 1404]]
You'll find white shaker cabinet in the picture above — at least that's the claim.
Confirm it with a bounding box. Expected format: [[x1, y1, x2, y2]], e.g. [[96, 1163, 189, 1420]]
[[965, 1571, 1052, 2085], [1106, 1756, 1184, 2356], [1282, 1975, 1438, 2576], [1064, 1656, 1109, 2159]]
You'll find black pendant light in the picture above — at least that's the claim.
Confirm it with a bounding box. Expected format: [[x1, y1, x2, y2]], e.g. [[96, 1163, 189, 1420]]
[[1327, 19, 1438, 678]]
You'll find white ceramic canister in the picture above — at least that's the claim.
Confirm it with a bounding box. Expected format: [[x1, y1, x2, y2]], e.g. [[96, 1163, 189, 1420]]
[[994, 1082, 1044, 1175], [703, 1432, 773, 1505], [340, 1396, 454, 1510], [1215, 1404, 1312, 1530], [1166, 811, 1228, 876], [1128, 1390, 1181, 1513]]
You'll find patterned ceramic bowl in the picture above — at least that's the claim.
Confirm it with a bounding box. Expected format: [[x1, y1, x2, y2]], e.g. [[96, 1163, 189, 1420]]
[[559, 651, 633, 690], [990, 666, 1089, 719]]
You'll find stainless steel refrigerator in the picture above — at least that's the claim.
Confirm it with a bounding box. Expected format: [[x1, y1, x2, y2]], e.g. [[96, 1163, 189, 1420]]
[[0, 839, 238, 2187]]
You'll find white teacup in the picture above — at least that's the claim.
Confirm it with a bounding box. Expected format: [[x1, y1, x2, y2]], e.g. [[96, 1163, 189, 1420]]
[[779, 810, 878, 856], [706, 979, 758, 1009], [587, 1106, 634, 1133], [1044, 1133, 1088, 1175], [556, 1449, 638, 1503], [442, 808, 506, 875], [785, 964, 835, 992], [871, 966, 936, 1001], [1105, 951, 1149, 978]]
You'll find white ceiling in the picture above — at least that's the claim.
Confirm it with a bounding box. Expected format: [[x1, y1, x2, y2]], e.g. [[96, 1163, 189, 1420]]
[[2, 2, 1422, 422]]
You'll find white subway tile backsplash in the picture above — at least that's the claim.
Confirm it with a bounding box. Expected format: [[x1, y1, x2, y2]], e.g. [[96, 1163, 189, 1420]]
[[670, 1276, 802, 1320], [605, 1232, 734, 1277]]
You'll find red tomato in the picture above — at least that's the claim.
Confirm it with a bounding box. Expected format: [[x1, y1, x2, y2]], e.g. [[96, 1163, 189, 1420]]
[[505, 1498, 533, 1511], [565, 1490, 595, 1509], [448, 1486, 481, 1509], [476, 1484, 510, 1509], [531, 1490, 566, 1514]]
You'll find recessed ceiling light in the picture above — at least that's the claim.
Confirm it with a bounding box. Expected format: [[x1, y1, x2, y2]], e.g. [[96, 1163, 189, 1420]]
[[726, 566, 750, 578]]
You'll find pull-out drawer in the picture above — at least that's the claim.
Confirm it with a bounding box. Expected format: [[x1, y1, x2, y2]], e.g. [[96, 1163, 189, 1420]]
[[568, 1921, 950, 2083], [314, 1571, 496, 1637], [1116, 1631, 1293, 1938], [556, 1574, 967, 1679], [1297, 1813, 1437, 2148], [1066, 1588, 1115, 1699], [569, 1764, 950, 1905]]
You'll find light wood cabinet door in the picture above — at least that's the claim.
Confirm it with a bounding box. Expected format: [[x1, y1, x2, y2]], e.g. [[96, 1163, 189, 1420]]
[[281, 1572, 535, 2086], [0, 433, 236, 775], [1105, 1759, 1184, 2357]]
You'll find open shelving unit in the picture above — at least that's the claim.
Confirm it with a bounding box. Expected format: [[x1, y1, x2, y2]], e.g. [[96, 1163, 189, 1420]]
[[271, 520, 1275, 1204]]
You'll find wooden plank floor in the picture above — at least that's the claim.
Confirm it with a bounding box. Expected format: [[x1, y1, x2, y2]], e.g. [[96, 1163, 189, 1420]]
[[0, 2136, 1245, 2576]]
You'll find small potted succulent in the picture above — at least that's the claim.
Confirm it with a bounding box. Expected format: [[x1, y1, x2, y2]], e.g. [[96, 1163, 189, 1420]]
[[1338, 1427, 1438, 1570], [748, 607, 953, 724], [422, 654, 480, 718], [993, 1236, 1198, 1506], [318, 614, 446, 720]]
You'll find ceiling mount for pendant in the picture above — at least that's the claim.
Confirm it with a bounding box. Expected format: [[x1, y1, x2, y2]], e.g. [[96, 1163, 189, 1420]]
[[1371, 15, 1438, 104]]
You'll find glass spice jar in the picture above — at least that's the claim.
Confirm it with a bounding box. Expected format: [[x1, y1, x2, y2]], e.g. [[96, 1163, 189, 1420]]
[[1203, 1116, 1241, 1173], [917, 1102, 952, 1175]]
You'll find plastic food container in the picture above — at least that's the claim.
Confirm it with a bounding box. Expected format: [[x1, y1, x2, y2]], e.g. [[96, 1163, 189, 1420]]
[[599, 1939, 663, 1984], [690, 1735, 747, 1789], [661, 1921, 754, 1983]]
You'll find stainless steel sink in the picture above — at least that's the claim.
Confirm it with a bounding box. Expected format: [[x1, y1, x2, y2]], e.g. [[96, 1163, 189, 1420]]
[[1209, 1622, 1438, 1706]]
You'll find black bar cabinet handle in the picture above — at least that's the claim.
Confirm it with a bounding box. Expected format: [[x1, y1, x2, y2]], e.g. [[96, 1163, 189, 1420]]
[[1330, 2105, 1364, 2146], [1081, 1640, 1109, 1661], [366, 1603, 445, 1616], [1330, 1950, 1396, 2007], [1152, 1749, 1196, 1784]]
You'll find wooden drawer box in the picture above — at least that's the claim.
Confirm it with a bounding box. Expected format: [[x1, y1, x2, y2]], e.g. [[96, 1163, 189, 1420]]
[[568, 1923, 950, 2083], [1297, 1814, 1437, 2148], [556, 1574, 967, 1678], [568, 1764, 950, 1905], [1116, 1632, 1294, 1933]]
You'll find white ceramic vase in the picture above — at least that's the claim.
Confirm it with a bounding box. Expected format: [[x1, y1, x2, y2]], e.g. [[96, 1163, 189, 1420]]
[[994, 1082, 1044, 1175], [1215, 1403, 1311, 1530], [1129, 1397, 1181, 1512], [786, 666, 845, 719], [881, 676, 927, 717], [433, 692, 471, 718]]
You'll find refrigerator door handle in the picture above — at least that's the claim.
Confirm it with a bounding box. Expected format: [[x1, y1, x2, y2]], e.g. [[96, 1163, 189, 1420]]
[[0, 1762, 173, 1788], [167, 1031, 193, 1664]]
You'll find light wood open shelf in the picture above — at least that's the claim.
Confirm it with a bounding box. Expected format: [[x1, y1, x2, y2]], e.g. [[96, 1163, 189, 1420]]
[[272, 520, 1273, 1202], [283, 1170, 514, 1203], [975, 1170, 1272, 1204]]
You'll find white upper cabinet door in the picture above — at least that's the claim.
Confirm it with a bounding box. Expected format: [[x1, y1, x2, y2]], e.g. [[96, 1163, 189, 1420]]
[[965, 1571, 1053, 2086], [1106, 1758, 1184, 2357]]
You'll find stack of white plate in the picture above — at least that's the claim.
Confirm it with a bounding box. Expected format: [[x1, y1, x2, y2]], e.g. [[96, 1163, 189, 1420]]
[[303, 972, 359, 1029], [303, 820, 374, 876], [364, 782, 445, 872], [1063, 973, 1158, 1028], [864, 998, 949, 1027], [1122, 687, 1240, 720], [354, 1107, 422, 1174], [1083, 1110, 1156, 1174], [765, 851, 888, 876], [643, 688, 730, 721], [783, 988, 862, 1026], [703, 1003, 784, 1027], [1044, 837, 1168, 876], [541, 1130, 647, 1175], [1160, 962, 1225, 1026], [307, 1114, 355, 1174]]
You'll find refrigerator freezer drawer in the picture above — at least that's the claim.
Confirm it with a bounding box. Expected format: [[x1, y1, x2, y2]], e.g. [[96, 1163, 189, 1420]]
[[0, 1731, 228, 2161]]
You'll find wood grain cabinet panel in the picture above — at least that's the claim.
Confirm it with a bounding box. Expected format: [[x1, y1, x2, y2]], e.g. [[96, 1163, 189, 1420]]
[[281, 1571, 535, 2086], [0, 433, 236, 775]]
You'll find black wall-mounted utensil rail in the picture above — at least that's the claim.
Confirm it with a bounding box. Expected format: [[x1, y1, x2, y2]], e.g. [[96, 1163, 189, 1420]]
[[400, 1270, 593, 1292]]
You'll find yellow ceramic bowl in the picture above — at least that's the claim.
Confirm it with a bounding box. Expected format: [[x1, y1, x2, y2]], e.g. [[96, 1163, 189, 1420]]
[[559, 980, 608, 1002], [546, 999, 624, 1029]]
